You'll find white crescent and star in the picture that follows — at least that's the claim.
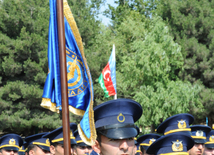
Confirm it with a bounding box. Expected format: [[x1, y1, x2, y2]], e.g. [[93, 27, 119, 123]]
[[103, 70, 111, 81]]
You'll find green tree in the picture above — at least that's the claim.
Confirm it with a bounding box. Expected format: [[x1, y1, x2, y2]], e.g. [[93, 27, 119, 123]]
[[0, 0, 62, 136], [104, 0, 158, 27], [68, 0, 103, 48], [155, 0, 214, 125], [0, 0, 103, 136], [90, 10, 204, 133]]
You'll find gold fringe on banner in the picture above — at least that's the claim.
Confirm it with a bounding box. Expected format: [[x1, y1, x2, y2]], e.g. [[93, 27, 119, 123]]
[[41, 98, 60, 113], [63, 0, 97, 145]]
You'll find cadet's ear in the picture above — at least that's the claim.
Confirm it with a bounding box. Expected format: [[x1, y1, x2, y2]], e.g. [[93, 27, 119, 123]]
[[50, 145, 56, 155], [28, 150, 35, 155], [92, 140, 101, 154]]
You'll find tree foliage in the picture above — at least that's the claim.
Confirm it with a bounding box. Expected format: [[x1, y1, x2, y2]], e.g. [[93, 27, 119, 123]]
[[0, 0, 102, 136], [155, 0, 214, 125], [0, 0, 62, 136], [89, 10, 203, 133]]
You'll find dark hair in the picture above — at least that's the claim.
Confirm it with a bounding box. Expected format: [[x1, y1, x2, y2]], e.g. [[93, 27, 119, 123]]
[[96, 132, 102, 145], [26, 144, 37, 155], [140, 146, 146, 155], [52, 142, 60, 148]]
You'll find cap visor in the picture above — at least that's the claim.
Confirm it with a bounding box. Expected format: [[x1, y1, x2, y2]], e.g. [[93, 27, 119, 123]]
[[194, 139, 206, 144], [99, 127, 137, 139], [38, 145, 50, 152], [2, 147, 19, 151], [205, 144, 214, 149]]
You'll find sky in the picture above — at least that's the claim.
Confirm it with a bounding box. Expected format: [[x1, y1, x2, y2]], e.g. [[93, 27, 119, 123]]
[[98, 0, 118, 25]]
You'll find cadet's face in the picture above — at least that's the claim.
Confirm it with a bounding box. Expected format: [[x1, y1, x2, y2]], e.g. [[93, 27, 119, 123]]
[[74, 145, 93, 155], [92, 135, 135, 155], [0, 149, 18, 155], [29, 146, 51, 155], [50, 144, 75, 155], [203, 147, 214, 155], [188, 143, 204, 155]]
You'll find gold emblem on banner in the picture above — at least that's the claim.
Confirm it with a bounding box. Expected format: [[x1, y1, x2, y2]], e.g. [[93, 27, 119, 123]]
[[67, 56, 81, 86], [172, 140, 183, 151], [178, 120, 186, 129], [117, 113, 125, 123]]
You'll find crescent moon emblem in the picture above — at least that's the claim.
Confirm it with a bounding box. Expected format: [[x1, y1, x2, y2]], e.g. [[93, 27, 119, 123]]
[[103, 70, 111, 81]]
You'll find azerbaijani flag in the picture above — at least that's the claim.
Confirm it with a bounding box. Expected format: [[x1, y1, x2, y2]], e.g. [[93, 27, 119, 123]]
[[98, 44, 117, 97]]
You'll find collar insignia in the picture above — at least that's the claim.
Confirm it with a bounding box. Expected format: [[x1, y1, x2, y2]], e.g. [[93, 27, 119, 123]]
[[9, 139, 16, 145], [149, 138, 156, 145], [172, 140, 183, 151], [117, 113, 125, 123], [177, 119, 186, 129], [209, 135, 214, 142], [196, 130, 204, 137]]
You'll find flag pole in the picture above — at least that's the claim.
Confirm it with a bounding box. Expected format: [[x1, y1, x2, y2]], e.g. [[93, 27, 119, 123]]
[[113, 44, 117, 100], [56, 0, 71, 155], [114, 94, 117, 99]]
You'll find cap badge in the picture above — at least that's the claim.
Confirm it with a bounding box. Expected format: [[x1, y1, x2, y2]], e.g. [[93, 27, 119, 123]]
[[149, 138, 156, 145], [46, 139, 50, 146], [9, 138, 16, 145], [209, 135, 214, 142], [117, 113, 125, 123], [177, 119, 186, 129], [172, 140, 183, 152], [196, 130, 203, 137]]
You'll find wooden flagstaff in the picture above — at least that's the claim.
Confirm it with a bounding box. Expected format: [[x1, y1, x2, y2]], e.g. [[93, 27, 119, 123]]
[[56, 0, 71, 155]]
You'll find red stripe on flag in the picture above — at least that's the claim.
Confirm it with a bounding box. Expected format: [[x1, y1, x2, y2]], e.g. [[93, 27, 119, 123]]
[[102, 63, 116, 96]]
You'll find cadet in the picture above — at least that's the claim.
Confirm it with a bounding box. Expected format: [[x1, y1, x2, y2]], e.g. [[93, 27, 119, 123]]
[[188, 125, 211, 155], [156, 113, 194, 135], [91, 98, 143, 155], [0, 134, 23, 155], [146, 133, 194, 155], [73, 130, 92, 155], [203, 130, 214, 155], [137, 134, 161, 155], [43, 123, 77, 155], [24, 132, 50, 155]]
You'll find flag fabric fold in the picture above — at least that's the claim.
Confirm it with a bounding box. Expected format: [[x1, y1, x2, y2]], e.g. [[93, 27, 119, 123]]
[[41, 0, 96, 145], [99, 44, 117, 97]]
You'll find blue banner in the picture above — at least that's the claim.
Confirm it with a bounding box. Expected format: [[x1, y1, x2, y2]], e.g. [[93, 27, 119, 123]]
[[41, 0, 96, 145]]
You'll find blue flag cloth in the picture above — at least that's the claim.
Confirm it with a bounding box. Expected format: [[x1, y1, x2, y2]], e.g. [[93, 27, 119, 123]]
[[41, 0, 96, 145]]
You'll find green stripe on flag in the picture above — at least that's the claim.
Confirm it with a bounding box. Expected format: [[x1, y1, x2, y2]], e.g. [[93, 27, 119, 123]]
[[98, 73, 109, 98]]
